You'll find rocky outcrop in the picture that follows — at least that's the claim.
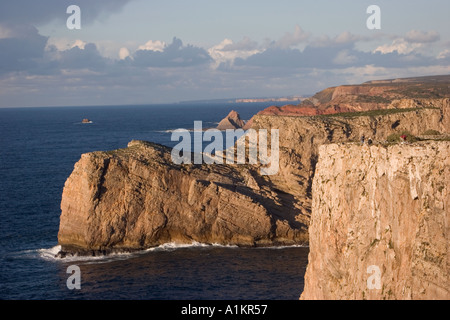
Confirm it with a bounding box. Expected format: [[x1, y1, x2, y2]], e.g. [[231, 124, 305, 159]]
[[58, 140, 307, 255], [216, 110, 246, 130], [257, 75, 450, 117], [301, 141, 449, 300]]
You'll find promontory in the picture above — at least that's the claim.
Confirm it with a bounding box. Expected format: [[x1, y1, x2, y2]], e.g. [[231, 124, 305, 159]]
[[57, 75, 449, 299]]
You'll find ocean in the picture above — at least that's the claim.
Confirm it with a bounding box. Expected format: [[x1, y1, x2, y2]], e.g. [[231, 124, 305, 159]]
[[0, 103, 309, 300]]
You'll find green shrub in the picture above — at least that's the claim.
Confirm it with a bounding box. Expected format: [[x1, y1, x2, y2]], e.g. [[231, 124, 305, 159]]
[[387, 131, 418, 143]]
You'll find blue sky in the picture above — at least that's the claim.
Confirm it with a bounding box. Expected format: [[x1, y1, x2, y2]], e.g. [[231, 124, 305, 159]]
[[0, 0, 449, 107]]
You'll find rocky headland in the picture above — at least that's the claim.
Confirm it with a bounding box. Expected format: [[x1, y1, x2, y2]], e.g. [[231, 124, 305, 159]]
[[57, 75, 449, 299], [58, 140, 308, 256]]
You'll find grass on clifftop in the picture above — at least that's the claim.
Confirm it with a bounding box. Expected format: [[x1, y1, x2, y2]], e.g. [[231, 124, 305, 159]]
[[317, 106, 438, 119], [387, 131, 418, 143]]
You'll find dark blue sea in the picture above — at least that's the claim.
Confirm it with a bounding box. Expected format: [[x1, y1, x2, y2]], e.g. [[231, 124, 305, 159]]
[[0, 103, 309, 300]]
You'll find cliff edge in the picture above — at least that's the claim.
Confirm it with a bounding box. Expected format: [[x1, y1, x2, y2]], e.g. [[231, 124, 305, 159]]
[[301, 141, 449, 300]]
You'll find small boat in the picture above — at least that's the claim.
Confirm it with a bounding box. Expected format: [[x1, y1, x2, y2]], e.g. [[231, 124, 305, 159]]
[[82, 118, 93, 124]]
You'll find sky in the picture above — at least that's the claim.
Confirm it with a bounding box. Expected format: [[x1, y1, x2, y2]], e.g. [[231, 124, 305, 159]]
[[0, 0, 449, 107]]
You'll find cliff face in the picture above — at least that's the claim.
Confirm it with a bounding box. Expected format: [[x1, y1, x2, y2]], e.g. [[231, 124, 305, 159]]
[[251, 99, 449, 218], [58, 140, 307, 254], [301, 141, 449, 300], [58, 98, 449, 255]]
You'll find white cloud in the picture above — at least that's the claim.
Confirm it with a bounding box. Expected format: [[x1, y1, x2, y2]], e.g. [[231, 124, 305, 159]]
[[119, 47, 130, 60], [220, 36, 258, 51], [71, 39, 86, 49], [437, 49, 450, 59], [46, 38, 86, 51], [138, 40, 166, 52], [0, 25, 13, 39], [208, 38, 262, 68], [310, 31, 369, 48], [339, 65, 389, 78], [335, 31, 366, 45], [273, 25, 309, 49], [374, 39, 422, 55]]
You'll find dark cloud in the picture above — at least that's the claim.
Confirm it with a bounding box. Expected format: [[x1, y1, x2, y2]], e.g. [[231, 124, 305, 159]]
[[0, 23, 110, 75], [0, 32, 211, 78], [0, 0, 133, 26], [132, 37, 212, 68], [58, 43, 110, 71], [0, 25, 48, 74]]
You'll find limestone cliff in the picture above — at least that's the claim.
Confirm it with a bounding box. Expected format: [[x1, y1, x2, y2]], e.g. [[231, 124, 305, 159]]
[[58, 140, 307, 255], [301, 141, 449, 300]]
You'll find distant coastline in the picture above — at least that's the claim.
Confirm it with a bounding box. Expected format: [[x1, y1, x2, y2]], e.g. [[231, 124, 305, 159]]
[[178, 96, 307, 105]]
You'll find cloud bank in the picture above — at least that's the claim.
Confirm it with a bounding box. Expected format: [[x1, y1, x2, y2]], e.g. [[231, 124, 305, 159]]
[[0, 22, 448, 107]]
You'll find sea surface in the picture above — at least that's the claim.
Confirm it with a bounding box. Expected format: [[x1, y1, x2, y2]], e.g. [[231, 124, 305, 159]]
[[0, 103, 309, 300]]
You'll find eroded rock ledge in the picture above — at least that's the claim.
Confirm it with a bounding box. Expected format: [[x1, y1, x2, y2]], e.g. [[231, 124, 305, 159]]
[[57, 140, 308, 255]]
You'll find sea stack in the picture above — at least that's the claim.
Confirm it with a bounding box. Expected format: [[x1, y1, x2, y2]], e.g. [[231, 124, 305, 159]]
[[216, 110, 245, 130]]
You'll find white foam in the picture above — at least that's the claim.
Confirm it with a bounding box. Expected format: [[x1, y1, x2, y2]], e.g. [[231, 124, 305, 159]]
[[37, 245, 135, 263], [145, 241, 238, 252], [38, 245, 62, 260], [256, 244, 309, 249], [154, 129, 178, 133], [36, 242, 303, 264]]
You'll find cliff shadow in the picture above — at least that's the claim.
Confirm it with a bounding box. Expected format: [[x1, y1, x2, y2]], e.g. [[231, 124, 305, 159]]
[[213, 178, 307, 234]]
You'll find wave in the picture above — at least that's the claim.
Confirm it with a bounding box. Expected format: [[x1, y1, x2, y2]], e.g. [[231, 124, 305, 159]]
[[38, 245, 63, 260], [144, 241, 238, 253], [255, 244, 309, 249], [154, 129, 180, 133], [37, 245, 136, 263], [36, 242, 305, 264], [154, 128, 217, 133], [36, 242, 238, 263]]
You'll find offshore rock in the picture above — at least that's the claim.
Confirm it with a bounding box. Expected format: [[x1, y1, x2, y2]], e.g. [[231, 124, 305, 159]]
[[216, 110, 246, 130]]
